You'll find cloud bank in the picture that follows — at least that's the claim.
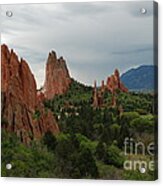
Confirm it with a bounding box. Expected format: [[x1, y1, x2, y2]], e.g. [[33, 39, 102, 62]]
[[1, 1, 154, 87]]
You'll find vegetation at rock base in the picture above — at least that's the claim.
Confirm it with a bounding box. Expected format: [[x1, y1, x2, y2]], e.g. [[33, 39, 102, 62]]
[[2, 79, 157, 180]]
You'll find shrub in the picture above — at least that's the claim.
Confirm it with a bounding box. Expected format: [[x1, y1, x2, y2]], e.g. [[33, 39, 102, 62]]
[[105, 145, 125, 168]]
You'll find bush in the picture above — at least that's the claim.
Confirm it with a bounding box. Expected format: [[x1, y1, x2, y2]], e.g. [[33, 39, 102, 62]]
[[95, 141, 108, 162], [105, 145, 125, 168], [130, 115, 154, 135], [42, 131, 57, 152], [77, 148, 99, 178], [1, 130, 57, 178]]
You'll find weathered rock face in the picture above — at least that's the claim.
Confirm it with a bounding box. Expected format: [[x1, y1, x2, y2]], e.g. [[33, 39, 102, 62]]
[[1, 44, 59, 144], [44, 51, 71, 99], [107, 69, 128, 93]]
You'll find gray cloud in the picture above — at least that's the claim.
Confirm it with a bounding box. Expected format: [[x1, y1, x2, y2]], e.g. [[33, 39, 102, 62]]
[[1, 1, 154, 87], [60, 2, 113, 16], [112, 45, 153, 55]]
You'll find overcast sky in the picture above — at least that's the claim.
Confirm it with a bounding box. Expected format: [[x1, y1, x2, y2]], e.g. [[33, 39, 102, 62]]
[[1, 1, 154, 88]]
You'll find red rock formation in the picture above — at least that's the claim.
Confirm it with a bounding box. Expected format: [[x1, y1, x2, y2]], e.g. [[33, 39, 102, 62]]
[[1, 44, 59, 144], [93, 80, 103, 108], [92, 69, 128, 108], [107, 69, 128, 93], [44, 51, 71, 99], [93, 80, 98, 108], [100, 80, 105, 93]]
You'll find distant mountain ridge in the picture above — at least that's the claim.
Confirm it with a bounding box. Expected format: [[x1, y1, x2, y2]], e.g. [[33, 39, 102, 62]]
[[120, 65, 158, 91]]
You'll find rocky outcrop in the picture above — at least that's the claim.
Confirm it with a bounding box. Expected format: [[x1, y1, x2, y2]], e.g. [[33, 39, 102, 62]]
[[93, 80, 103, 108], [44, 51, 71, 99], [107, 69, 128, 93], [92, 69, 128, 108], [100, 80, 105, 93], [1, 44, 59, 144]]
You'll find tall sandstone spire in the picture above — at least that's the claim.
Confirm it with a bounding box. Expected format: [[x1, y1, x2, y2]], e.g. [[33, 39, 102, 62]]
[[44, 51, 71, 99], [1, 44, 59, 144], [93, 80, 98, 108]]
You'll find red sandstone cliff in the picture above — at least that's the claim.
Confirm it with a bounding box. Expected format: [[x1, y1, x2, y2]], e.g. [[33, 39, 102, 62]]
[[1, 44, 59, 144], [43, 51, 71, 99]]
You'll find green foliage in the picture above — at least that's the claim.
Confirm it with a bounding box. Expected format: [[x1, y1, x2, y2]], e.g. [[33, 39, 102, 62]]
[[106, 145, 125, 168], [117, 92, 154, 114], [77, 148, 99, 178], [110, 124, 121, 140], [54, 133, 98, 178], [103, 109, 114, 125], [1, 130, 57, 178], [33, 110, 41, 120], [123, 170, 155, 181], [120, 112, 140, 125], [76, 133, 97, 154], [44, 79, 93, 115], [2, 79, 157, 180], [97, 161, 123, 180], [42, 131, 57, 152], [2, 131, 99, 179], [118, 112, 140, 145], [95, 141, 107, 161], [130, 115, 155, 135]]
